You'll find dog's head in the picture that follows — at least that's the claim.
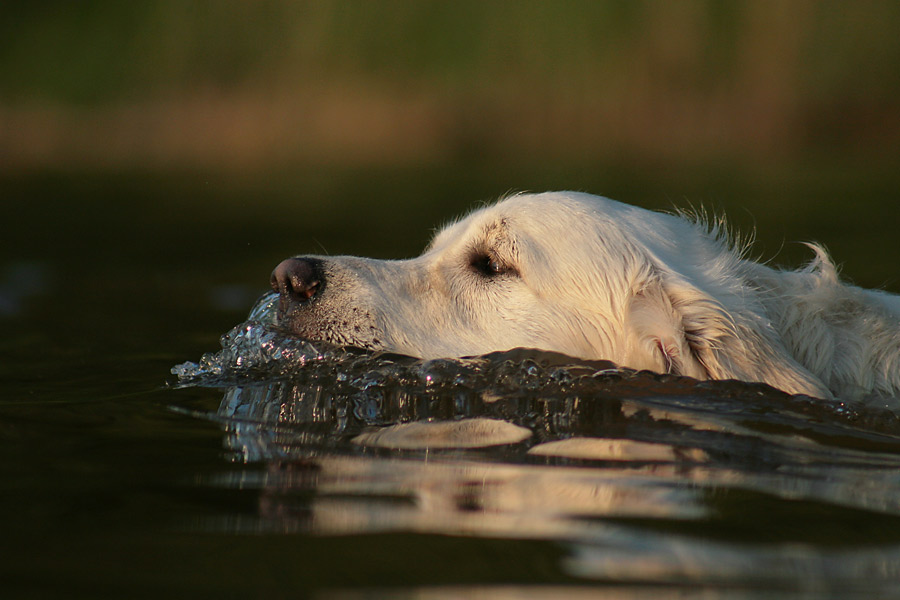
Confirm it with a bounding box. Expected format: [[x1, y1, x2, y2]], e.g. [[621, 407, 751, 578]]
[[270, 192, 831, 398]]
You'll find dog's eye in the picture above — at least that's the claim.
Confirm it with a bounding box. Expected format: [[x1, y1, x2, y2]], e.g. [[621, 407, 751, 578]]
[[471, 254, 510, 277]]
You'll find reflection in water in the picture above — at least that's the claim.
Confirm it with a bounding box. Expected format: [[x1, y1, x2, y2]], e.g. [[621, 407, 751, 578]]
[[173, 296, 900, 593]]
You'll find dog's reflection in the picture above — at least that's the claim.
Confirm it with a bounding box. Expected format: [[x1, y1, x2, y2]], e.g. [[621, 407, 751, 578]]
[[203, 374, 900, 590], [216, 380, 718, 538]]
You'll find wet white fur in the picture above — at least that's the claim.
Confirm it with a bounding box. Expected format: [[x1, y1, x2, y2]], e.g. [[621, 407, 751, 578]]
[[286, 192, 900, 400]]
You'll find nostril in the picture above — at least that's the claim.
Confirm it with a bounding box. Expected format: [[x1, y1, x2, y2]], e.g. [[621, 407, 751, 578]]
[[294, 278, 320, 300], [270, 257, 323, 302]]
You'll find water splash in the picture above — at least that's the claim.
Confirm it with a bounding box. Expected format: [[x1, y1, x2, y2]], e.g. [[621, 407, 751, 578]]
[[172, 293, 900, 453], [171, 319, 333, 383], [177, 291, 900, 438]]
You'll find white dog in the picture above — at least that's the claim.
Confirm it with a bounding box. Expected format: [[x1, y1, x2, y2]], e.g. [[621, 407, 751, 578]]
[[270, 192, 900, 401]]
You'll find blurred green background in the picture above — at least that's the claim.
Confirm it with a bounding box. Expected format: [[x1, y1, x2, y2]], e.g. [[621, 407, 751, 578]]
[[4, 1, 900, 170], [2, 0, 900, 286]]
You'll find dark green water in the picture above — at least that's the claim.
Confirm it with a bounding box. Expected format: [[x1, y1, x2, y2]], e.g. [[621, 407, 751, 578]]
[[4, 167, 900, 598]]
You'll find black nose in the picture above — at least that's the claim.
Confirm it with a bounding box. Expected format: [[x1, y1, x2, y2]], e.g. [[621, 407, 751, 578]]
[[270, 257, 323, 302]]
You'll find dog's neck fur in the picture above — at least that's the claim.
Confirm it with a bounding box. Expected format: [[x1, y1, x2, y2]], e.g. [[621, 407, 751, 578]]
[[749, 256, 900, 401]]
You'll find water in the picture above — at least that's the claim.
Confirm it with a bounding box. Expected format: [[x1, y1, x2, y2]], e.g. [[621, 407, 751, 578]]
[[5, 169, 900, 598], [165, 292, 900, 595]]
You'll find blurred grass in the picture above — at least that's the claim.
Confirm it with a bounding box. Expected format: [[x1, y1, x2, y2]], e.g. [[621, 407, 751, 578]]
[[3, 2, 899, 105], [2, 0, 900, 288], [1, 1, 899, 172]]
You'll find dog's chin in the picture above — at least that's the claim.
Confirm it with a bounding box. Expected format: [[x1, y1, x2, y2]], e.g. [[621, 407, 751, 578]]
[[275, 299, 306, 332], [274, 298, 322, 339], [274, 301, 382, 352]]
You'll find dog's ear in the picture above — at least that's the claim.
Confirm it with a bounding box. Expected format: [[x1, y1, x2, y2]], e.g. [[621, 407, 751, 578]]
[[627, 281, 709, 380], [629, 271, 833, 399]]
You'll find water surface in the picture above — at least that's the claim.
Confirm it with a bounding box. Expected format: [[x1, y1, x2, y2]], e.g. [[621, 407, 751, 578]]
[[4, 169, 900, 598]]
